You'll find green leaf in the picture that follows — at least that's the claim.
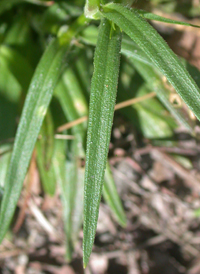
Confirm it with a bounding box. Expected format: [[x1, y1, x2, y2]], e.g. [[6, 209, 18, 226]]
[[135, 103, 173, 138], [73, 51, 93, 98], [79, 25, 98, 46], [83, 18, 122, 267], [70, 161, 85, 249], [119, 83, 176, 138], [0, 0, 24, 15], [0, 38, 70, 243], [79, 27, 195, 134], [102, 3, 200, 123], [55, 68, 87, 261], [32, 3, 70, 35], [4, 16, 31, 46], [53, 138, 84, 262], [0, 14, 88, 243], [0, 0, 50, 15], [103, 163, 126, 226], [0, 145, 12, 190], [0, 45, 33, 92], [0, 51, 22, 141], [52, 139, 72, 258], [3, 16, 40, 67], [55, 68, 88, 157], [36, 110, 56, 196], [120, 36, 196, 133], [121, 36, 154, 67], [80, 25, 153, 66], [137, 9, 200, 28], [130, 58, 195, 133], [172, 154, 193, 170], [55, 65, 126, 259], [65, 141, 85, 262]]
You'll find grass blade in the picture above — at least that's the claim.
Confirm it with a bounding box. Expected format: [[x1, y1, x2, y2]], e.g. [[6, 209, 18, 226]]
[[103, 163, 126, 226], [83, 18, 122, 267], [118, 66, 176, 138], [79, 28, 196, 133], [0, 14, 88, 242], [52, 139, 73, 259], [137, 9, 200, 28], [55, 68, 88, 157], [130, 58, 195, 133], [120, 36, 197, 133], [0, 38, 69, 243], [36, 111, 56, 196], [0, 145, 12, 192], [0, 45, 33, 92], [102, 3, 200, 122], [65, 140, 83, 262], [55, 68, 87, 260], [55, 66, 126, 257]]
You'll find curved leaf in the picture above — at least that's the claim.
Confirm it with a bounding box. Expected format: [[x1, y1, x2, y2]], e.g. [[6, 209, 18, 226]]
[[0, 14, 88, 243], [0, 38, 70, 243], [79, 27, 195, 133], [102, 3, 200, 122], [130, 58, 195, 133]]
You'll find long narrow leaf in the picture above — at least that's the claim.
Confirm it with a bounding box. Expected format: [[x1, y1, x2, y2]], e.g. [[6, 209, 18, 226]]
[[83, 18, 122, 267], [55, 67, 126, 257], [103, 163, 126, 226], [0, 14, 88, 243], [102, 3, 200, 122], [130, 58, 195, 133], [55, 69, 87, 261], [0, 39, 69, 243], [36, 111, 56, 196], [137, 10, 200, 28], [79, 27, 195, 132]]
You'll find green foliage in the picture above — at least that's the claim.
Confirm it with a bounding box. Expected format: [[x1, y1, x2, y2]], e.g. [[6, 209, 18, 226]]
[[83, 18, 122, 267], [0, 0, 200, 268]]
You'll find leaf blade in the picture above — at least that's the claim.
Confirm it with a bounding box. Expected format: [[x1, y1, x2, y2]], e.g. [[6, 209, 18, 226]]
[[102, 3, 200, 123], [0, 14, 88, 243], [137, 9, 200, 28], [103, 163, 126, 227], [83, 18, 122, 267], [0, 38, 70, 243]]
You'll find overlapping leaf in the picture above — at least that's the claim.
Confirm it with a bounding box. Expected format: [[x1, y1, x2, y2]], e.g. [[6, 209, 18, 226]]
[[79, 27, 197, 133], [0, 14, 88, 243], [55, 64, 126, 261], [102, 3, 200, 122]]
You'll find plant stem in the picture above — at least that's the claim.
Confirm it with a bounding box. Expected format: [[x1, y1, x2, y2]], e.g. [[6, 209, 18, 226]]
[[84, 0, 100, 19]]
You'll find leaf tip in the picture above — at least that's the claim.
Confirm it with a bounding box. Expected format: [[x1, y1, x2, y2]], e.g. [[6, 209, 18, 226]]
[[83, 255, 89, 269]]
